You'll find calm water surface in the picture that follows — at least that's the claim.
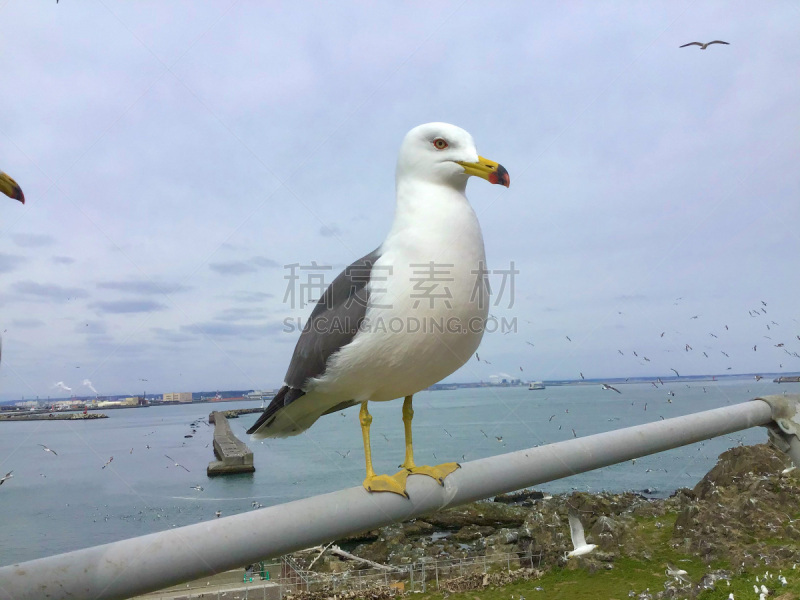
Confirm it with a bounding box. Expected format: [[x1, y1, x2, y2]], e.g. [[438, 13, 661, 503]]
[[0, 379, 784, 565]]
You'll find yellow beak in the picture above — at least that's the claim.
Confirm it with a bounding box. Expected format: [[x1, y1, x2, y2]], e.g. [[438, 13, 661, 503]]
[[0, 171, 25, 204], [456, 156, 510, 187]]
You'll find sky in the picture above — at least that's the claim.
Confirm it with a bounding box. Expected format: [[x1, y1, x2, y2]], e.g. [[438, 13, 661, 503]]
[[1, 1, 799, 401]]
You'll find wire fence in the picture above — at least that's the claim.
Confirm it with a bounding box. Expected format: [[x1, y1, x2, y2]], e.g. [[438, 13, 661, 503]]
[[135, 550, 542, 599], [277, 548, 542, 596]]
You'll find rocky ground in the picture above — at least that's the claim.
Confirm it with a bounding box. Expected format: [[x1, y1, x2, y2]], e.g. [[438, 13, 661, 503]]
[[286, 443, 799, 599]]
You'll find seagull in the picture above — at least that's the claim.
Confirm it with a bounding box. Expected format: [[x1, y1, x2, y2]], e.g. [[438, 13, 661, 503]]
[[246, 123, 509, 498], [335, 450, 351, 458], [190, 485, 204, 492], [565, 509, 597, 558], [0, 471, 13, 486], [38, 444, 58, 456], [101, 456, 113, 469], [679, 40, 729, 49], [601, 383, 621, 394], [666, 563, 690, 583], [164, 454, 190, 472], [670, 368, 680, 377], [0, 170, 25, 204]]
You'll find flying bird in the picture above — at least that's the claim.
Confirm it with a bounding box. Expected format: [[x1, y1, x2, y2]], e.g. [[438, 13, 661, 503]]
[[565, 509, 597, 558], [246, 123, 510, 498], [0, 471, 13, 486], [102, 457, 113, 469], [679, 40, 729, 49], [164, 454, 190, 472], [0, 170, 25, 204], [670, 368, 680, 377], [601, 383, 621, 394], [38, 444, 58, 456]]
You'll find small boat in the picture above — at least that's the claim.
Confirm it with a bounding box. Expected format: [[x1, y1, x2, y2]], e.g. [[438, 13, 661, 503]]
[[528, 381, 545, 390]]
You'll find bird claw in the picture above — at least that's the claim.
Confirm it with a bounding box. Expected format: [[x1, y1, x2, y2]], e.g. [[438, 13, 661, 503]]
[[363, 471, 410, 498], [404, 462, 461, 485]]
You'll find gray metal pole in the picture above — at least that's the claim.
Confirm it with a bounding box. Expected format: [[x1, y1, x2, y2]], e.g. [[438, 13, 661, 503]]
[[0, 399, 781, 600]]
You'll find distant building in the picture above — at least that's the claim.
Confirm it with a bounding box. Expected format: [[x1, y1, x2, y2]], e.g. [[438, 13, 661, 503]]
[[163, 392, 192, 403], [15, 400, 38, 408], [245, 390, 276, 401]]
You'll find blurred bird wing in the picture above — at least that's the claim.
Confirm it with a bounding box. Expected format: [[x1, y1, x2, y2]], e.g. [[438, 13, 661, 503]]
[[679, 42, 702, 47], [568, 509, 587, 548]]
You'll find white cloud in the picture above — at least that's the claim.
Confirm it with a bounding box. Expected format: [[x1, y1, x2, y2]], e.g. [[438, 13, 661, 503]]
[[1, 2, 798, 400]]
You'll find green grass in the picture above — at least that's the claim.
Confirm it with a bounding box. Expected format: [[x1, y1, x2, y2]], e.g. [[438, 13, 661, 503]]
[[413, 513, 800, 600]]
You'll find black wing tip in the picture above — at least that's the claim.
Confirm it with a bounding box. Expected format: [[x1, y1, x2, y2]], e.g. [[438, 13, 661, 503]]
[[246, 386, 306, 435]]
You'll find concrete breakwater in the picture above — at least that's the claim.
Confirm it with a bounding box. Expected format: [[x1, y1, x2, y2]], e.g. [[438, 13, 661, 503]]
[[207, 411, 255, 476], [0, 412, 108, 422], [208, 407, 264, 422]]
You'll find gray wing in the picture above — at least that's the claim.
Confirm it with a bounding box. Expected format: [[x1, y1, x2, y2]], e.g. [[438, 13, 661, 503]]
[[708, 40, 729, 45], [247, 248, 381, 435], [284, 247, 381, 388], [568, 509, 587, 548], [679, 42, 702, 48]]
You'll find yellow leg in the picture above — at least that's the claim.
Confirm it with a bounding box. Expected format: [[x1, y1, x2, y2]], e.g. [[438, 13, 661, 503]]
[[399, 395, 460, 485], [360, 402, 409, 498]]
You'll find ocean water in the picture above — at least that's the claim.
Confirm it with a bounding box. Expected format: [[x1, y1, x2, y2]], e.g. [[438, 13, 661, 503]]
[[0, 378, 785, 566]]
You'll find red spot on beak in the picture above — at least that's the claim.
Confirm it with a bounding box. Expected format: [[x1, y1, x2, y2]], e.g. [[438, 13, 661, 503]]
[[489, 164, 510, 188]]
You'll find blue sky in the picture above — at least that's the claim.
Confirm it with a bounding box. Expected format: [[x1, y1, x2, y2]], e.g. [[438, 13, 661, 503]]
[[1, 1, 798, 401]]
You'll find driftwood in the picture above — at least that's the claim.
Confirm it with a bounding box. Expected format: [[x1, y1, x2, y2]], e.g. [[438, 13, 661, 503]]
[[303, 544, 403, 572]]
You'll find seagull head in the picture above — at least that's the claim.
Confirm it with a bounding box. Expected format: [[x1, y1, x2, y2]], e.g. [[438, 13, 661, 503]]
[[0, 171, 25, 204], [396, 122, 510, 191]]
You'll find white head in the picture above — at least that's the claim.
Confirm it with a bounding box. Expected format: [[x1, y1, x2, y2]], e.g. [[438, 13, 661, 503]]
[[396, 122, 509, 191]]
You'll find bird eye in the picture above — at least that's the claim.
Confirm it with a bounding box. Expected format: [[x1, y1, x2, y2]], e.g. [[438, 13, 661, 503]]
[[432, 138, 449, 150]]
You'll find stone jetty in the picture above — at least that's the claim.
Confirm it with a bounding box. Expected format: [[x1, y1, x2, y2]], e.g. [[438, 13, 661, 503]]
[[207, 411, 255, 476], [0, 412, 108, 422]]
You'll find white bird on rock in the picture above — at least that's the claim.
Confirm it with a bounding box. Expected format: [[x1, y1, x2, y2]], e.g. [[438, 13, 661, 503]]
[[248, 123, 509, 498]]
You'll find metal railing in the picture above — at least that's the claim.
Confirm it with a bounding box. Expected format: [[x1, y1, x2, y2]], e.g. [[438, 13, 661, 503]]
[[0, 395, 797, 600]]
